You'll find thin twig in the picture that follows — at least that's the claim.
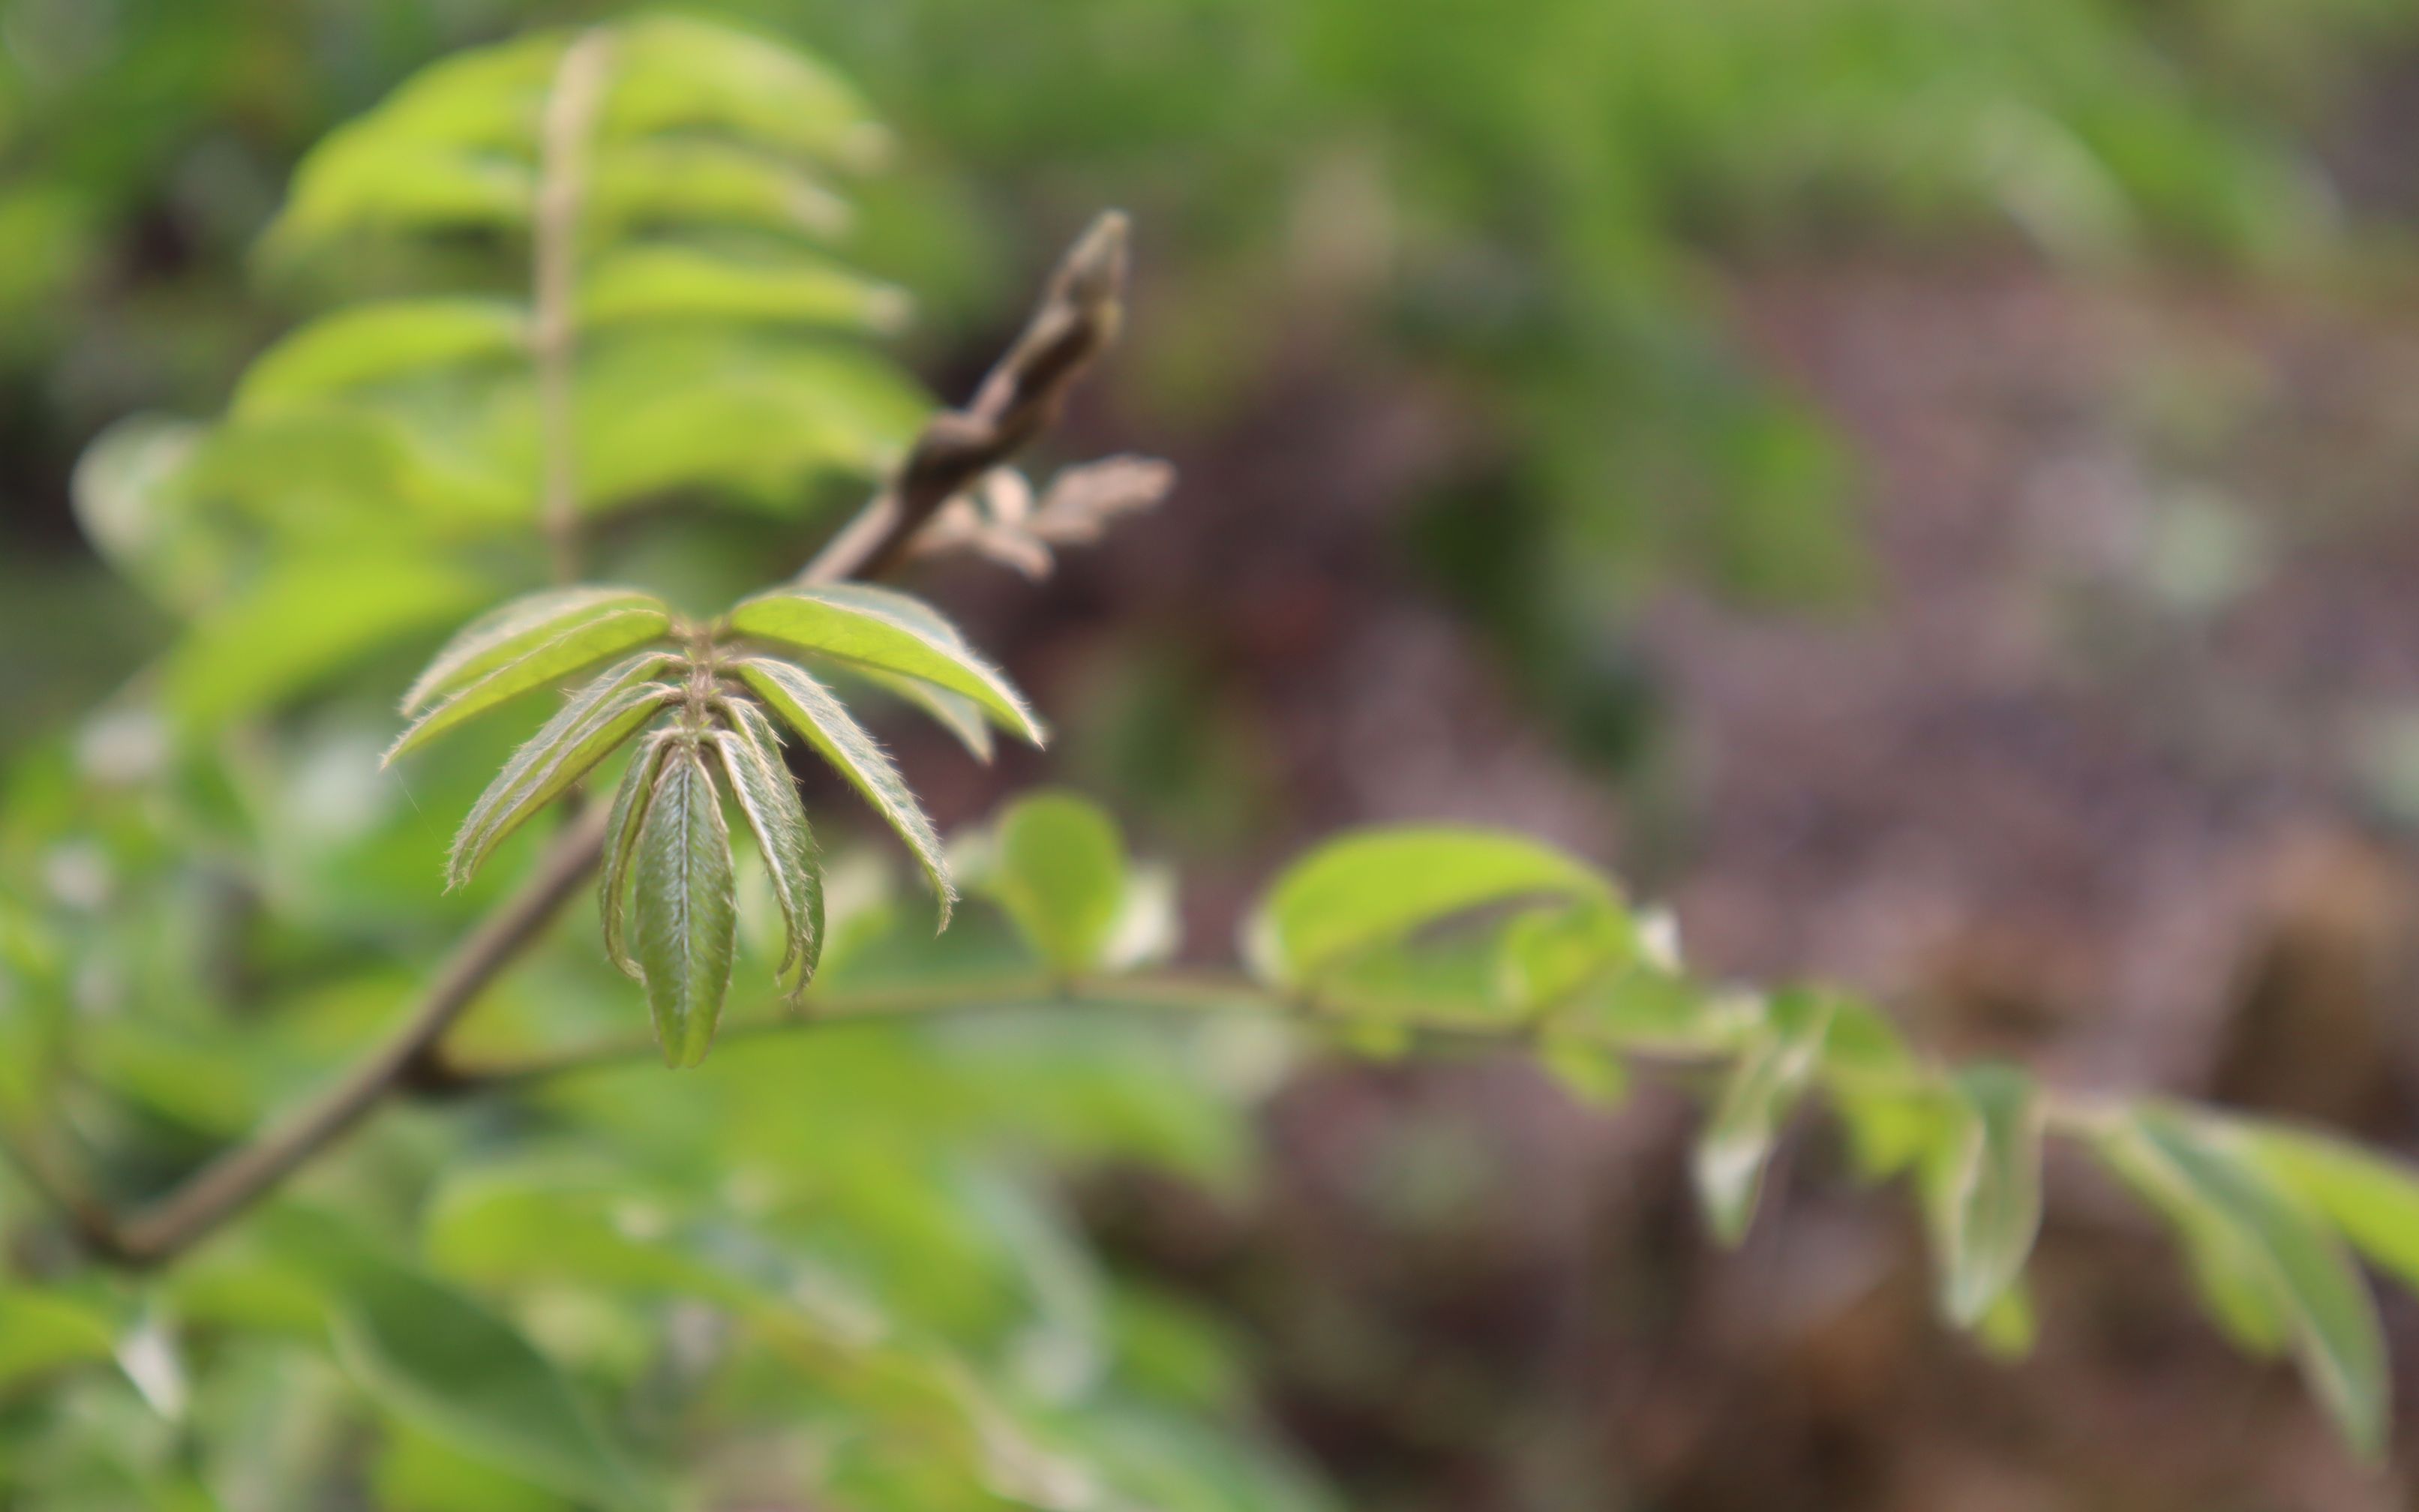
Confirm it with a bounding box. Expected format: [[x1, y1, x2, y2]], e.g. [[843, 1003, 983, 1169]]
[[32, 214, 1140, 1269], [533, 29, 611, 584]]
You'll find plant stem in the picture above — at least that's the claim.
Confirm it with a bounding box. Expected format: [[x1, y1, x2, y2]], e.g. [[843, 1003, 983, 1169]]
[[26, 213, 1139, 1270], [533, 29, 611, 584]]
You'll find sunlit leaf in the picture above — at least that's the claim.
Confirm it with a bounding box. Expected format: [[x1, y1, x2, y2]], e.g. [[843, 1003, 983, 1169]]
[[2253, 1126, 2419, 1296], [1246, 826, 1612, 989], [401, 585, 672, 716], [590, 138, 850, 240], [579, 244, 906, 333], [386, 604, 672, 762], [235, 300, 529, 416], [735, 657, 953, 922], [633, 742, 737, 1067], [977, 791, 1127, 977], [1494, 900, 1634, 1014], [727, 587, 1043, 744], [598, 14, 889, 166]]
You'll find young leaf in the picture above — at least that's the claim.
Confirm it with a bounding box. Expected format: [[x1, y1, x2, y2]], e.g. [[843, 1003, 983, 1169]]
[[388, 605, 674, 762], [234, 298, 529, 416], [1246, 827, 1613, 989], [734, 658, 953, 924], [725, 587, 1043, 744], [401, 586, 674, 715], [2252, 1126, 2419, 1294], [1693, 990, 1835, 1246], [2094, 1106, 2388, 1460], [632, 744, 738, 1068], [710, 716, 824, 993], [448, 656, 677, 888], [262, 1208, 651, 1511], [848, 668, 996, 761], [979, 791, 1128, 978], [600, 729, 677, 981], [1919, 1064, 2044, 1328]]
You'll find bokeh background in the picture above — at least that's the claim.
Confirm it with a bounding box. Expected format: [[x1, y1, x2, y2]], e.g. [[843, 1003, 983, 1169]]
[[13, 1, 2419, 1507]]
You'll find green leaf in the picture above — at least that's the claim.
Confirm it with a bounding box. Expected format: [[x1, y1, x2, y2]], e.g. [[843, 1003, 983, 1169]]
[[70, 414, 222, 612], [589, 138, 850, 241], [401, 585, 673, 716], [1246, 826, 1613, 989], [448, 656, 677, 888], [1494, 901, 1635, 1014], [726, 587, 1043, 745], [846, 668, 995, 761], [234, 299, 528, 416], [1535, 1024, 1629, 1109], [632, 743, 737, 1068], [167, 554, 489, 728], [979, 791, 1128, 977], [386, 604, 672, 763], [1919, 1065, 2044, 1327], [1693, 990, 1835, 1246], [579, 244, 907, 333], [599, 728, 675, 981], [0, 1288, 119, 1390], [263, 1209, 651, 1510], [2253, 1126, 2419, 1295], [598, 15, 889, 166], [710, 708, 824, 993], [734, 658, 953, 923], [2094, 1107, 2389, 1460]]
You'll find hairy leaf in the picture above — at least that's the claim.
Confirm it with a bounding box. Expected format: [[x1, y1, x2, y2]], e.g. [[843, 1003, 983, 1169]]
[[1246, 826, 1612, 989], [980, 791, 1127, 977], [235, 299, 529, 416], [2095, 1107, 2387, 1459], [387, 604, 672, 762], [401, 586, 673, 715], [728, 587, 1043, 744], [1920, 1064, 2044, 1327], [447, 655, 677, 887], [633, 744, 738, 1068], [734, 658, 953, 923], [1693, 990, 1835, 1246], [600, 729, 677, 981], [710, 716, 823, 993]]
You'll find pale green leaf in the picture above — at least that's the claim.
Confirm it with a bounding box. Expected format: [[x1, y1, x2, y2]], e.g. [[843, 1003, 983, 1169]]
[[589, 137, 850, 240], [1920, 1064, 2044, 1327], [710, 716, 824, 993], [980, 791, 1127, 977], [849, 668, 996, 761], [1536, 1025, 1629, 1109], [167, 554, 488, 728], [0, 1288, 119, 1390], [726, 588, 1043, 744], [1494, 901, 1635, 1014], [1693, 990, 1835, 1246], [579, 244, 906, 332], [235, 299, 528, 416], [401, 585, 672, 716], [2252, 1126, 2419, 1298], [735, 657, 953, 923], [633, 744, 737, 1068], [598, 15, 889, 166], [1246, 826, 1613, 989], [448, 656, 677, 887], [262, 1209, 651, 1511], [599, 728, 675, 981], [386, 604, 672, 763], [2096, 1107, 2389, 1460], [70, 413, 222, 612]]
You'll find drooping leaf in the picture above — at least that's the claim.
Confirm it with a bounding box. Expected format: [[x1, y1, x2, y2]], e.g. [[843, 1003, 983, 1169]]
[[235, 299, 529, 416], [734, 657, 953, 923], [579, 244, 907, 333], [599, 728, 676, 980], [447, 656, 677, 887], [632, 743, 738, 1067], [386, 605, 673, 763], [978, 791, 1127, 978], [262, 1209, 652, 1511], [1919, 1064, 2044, 1328], [1693, 989, 1836, 1246], [727, 587, 1043, 745], [710, 713, 823, 992], [400, 585, 673, 716], [2095, 1106, 2388, 1460], [1245, 826, 1613, 989], [2253, 1126, 2419, 1295]]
